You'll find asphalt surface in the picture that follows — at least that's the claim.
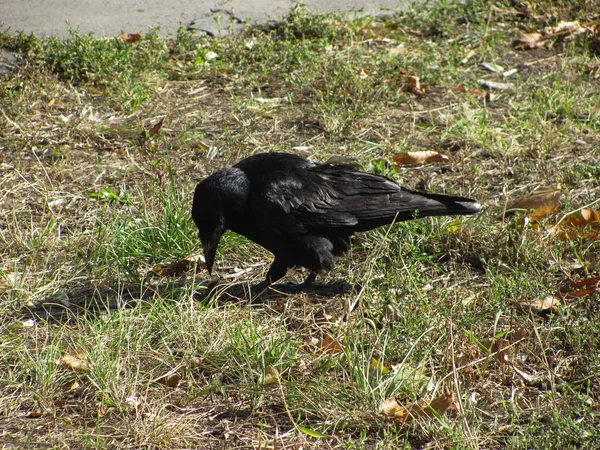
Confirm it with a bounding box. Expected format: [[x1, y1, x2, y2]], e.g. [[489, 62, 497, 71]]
[[1, 0, 416, 38]]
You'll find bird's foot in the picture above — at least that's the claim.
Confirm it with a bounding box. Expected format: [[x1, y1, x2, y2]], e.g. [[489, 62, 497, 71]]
[[247, 279, 272, 300], [278, 271, 317, 293]]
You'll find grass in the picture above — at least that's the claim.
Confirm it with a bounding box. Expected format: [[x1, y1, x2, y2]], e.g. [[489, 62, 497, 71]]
[[1, 0, 600, 447]]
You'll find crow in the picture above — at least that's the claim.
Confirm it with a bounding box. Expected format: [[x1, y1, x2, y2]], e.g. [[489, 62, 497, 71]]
[[192, 152, 480, 290]]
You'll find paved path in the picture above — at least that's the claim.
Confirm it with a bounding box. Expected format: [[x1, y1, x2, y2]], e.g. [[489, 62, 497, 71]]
[[0, 0, 415, 38]]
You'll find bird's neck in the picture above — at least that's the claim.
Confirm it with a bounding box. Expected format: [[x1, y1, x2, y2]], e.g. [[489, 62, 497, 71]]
[[215, 168, 250, 222]]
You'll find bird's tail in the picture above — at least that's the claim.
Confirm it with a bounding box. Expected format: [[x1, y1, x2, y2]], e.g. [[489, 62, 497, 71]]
[[410, 192, 481, 218]]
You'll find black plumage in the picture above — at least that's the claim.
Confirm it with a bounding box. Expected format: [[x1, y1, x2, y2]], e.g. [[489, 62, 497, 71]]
[[192, 152, 480, 289]]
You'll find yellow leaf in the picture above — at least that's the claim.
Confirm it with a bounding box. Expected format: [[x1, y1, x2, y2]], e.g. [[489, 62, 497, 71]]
[[445, 220, 462, 233], [58, 349, 88, 371], [151, 252, 206, 276], [370, 358, 391, 375], [263, 365, 280, 385], [381, 390, 455, 426]]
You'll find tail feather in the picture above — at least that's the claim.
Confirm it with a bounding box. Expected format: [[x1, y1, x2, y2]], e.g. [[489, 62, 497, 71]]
[[416, 199, 481, 217], [398, 189, 481, 219]]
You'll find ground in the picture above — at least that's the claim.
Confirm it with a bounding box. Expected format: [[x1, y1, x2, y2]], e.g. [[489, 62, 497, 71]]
[[1, 1, 599, 448]]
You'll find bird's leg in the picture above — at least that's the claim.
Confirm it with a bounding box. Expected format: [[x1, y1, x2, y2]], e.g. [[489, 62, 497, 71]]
[[250, 257, 288, 297], [300, 271, 317, 288]]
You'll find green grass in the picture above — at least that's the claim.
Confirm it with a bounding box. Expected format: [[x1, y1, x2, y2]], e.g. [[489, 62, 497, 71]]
[[1, 0, 600, 448]]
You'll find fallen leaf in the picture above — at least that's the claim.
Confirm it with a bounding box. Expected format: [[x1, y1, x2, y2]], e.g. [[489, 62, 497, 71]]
[[58, 349, 88, 371], [509, 326, 528, 342], [149, 118, 164, 136], [505, 186, 561, 220], [313, 310, 333, 328], [445, 220, 462, 233], [450, 85, 494, 101], [393, 151, 449, 166], [551, 209, 600, 241], [406, 75, 426, 95], [559, 276, 600, 299], [381, 390, 455, 426], [151, 252, 206, 276], [118, 32, 141, 43], [157, 373, 180, 388], [263, 365, 280, 385], [125, 395, 142, 412], [461, 49, 477, 65], [319, 333, 344, 355], [514, 32, 548, 49], [492, 338, 510, 364], [370, 358, 391, 375], [511, 295, 561, 315], [544, 21, 586, 40]]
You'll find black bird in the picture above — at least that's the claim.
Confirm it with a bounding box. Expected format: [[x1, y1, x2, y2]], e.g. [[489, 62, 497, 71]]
[[192, 152, 480, 290]]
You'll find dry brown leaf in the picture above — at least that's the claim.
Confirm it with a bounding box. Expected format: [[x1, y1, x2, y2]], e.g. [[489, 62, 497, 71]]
[[505, 186, 561, 220], [512, 295, 561, 315], [559, 276, 600, 299], [149, 118, 164, 136], [157, 373, 180, 388], [406, 75, 426, 95], [544, 21, 586, 40], [313, 310, 333, 328], [393, 151, 449, 166], [381, 390, 455, 426], [151, 252, 206, 276], [58, 349, 88, 371], [319, 333, 344, 355], [515, 32, 547, 49], [492, 338, 510, 364], [118, 32, 141, 43], [509, 326, 528, 342], [515, 21, 588, 50], [551, 209, 600, 241], [480, 338, 510, 364]]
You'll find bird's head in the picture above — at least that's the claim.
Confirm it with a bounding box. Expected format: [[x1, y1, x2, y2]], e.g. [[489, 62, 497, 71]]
[[191, 168, 249, 274]]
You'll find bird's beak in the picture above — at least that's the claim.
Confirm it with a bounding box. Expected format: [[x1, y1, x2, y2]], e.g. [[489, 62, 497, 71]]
[[200, 231, 222, 275]]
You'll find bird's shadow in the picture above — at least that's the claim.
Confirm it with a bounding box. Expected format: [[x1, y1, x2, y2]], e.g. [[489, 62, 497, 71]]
[[195, 279, 356, 304], [14, 275, 356, 326]]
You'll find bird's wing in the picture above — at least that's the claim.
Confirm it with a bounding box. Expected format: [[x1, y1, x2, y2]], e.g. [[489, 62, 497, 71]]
[[251, 166, 407, 234]]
